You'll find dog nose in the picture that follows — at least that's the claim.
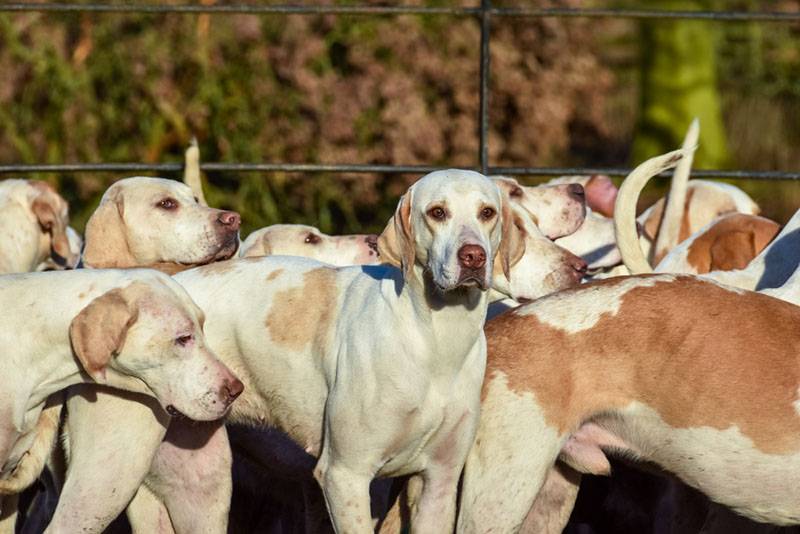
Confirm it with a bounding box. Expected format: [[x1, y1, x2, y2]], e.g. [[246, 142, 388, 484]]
[[222, 378, 244, 404], [458, 244, 486, 270], [567, 184, 585, 202], [567, 253, 588, 281], [365, 234, 379, 254], [217, 211, 241, 231]]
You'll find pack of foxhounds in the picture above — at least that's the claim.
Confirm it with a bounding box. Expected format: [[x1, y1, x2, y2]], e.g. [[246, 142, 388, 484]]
[[2, 120, 799, 534]]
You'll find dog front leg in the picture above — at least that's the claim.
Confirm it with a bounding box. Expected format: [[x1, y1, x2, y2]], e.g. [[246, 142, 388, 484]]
[[314, 455, 374, 534], [127, 484, 174, 534], [46, 386, 169, 534], [142, 419, 231, 534]]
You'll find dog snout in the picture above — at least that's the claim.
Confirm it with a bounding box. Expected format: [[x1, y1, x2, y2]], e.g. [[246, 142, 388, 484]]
[[458, 244, 486, 270], [221, 378, 244, 405], [567, 184, 585, 203], [216, 211, 241, 231], [566, 253, 588, 282]]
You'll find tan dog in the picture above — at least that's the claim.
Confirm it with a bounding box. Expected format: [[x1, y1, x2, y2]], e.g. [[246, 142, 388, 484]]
[[240, 224, 380, 266], [0, 179, 76, 274], [82, 177, 240, 271]]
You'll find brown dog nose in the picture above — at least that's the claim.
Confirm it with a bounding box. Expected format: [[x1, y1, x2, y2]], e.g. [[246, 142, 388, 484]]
[[567, 183, 585, 202], [222, 378, 244, 404], [365, 234, 379, 253], [217, 211, 241, 231], [458, 244, 486, 270]]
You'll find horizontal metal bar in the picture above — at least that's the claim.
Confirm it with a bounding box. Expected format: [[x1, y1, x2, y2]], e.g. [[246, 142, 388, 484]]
[[1, 3, 798, 22], [491, 167, 800, 180], [2, 162, 800, 181], [0, 3, 479, 15]]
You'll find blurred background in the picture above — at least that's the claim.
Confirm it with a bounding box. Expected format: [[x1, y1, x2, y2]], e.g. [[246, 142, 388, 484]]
[[0, 0, 799, 235]]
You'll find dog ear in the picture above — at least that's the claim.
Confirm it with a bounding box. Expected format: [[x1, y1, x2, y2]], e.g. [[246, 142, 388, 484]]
[[82, 186, 135, 268], [69, 288, 139, 382], [30, 183, 72, 261], [378, 190, 415, 278], [498, 200, 527, 281]]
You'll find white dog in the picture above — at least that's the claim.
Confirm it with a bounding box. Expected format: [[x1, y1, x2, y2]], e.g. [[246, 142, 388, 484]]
[[0, 180, 77, 274]]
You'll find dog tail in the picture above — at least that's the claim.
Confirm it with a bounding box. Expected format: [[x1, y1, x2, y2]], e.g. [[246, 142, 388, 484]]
[[183, 137, 208, 206], [0, 397, 63, 494], [651, 119, 700, 265], [614, 149, 690, 275]]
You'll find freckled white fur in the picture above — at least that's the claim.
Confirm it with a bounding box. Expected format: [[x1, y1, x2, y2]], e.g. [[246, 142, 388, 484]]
[[0, 270, 234, 501], [515, 275, 675, 333]]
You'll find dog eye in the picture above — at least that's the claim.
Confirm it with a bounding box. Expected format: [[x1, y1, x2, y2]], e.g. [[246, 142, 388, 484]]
[[427, 207, 447, 221], [480, 207, 496, 221], [304, 233, 321, 244], [193, 196, 199, 203], [157, 198, 178, 210], [510, 186, 523, 198], [175, 334, 193, 347]]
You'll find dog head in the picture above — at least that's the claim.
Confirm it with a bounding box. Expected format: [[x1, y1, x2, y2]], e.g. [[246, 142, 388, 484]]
[[493, 177, 586, 239], [69, 272, 243, 421], [0, 179, 76, 272], [240, 224, 380, 266], [491, 197, 587, 302], [83, 177, 241, 270], [379, 169, 525, 292]]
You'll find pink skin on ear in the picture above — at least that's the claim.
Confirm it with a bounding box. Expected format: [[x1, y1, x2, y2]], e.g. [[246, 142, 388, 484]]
[[585, 175, 618, 218]]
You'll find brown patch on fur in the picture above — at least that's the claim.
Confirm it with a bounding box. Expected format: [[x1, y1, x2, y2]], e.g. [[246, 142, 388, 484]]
[[265, 267, 338, 350], [266, 268, 284, 282], [485, 276, 800, 454], [686, 214, 780, 274], [82, 187, 136, 268]]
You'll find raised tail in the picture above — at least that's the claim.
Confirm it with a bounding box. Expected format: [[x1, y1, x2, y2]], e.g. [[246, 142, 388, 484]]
[[614, 149, 690, 275]]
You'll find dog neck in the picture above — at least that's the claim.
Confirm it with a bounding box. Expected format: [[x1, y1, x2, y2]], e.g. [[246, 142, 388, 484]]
[[399, 262, 489, 369]]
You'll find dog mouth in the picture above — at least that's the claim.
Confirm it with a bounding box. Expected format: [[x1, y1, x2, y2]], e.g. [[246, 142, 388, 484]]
[[166, 405, 186, 419]]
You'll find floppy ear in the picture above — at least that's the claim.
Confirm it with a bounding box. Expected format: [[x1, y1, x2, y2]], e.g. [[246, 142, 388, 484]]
[[82, 187, 135, 268], [498, 199, 527, 281], [378, 190, 415, 278], [31, 186, 71, 261], [709, 230, 757, 272], [69, 288, 139, 382]]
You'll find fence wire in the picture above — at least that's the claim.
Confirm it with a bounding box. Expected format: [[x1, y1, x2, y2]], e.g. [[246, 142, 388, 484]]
[[2, 2, 799, 180]]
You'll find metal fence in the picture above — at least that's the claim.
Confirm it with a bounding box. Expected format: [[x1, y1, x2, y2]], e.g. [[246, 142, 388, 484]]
[[2, 2, 799, 180]]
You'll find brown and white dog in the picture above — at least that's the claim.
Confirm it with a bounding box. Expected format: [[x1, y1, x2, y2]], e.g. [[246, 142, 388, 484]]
[[0, 179, 77, 274], [459, 272, 800, 533]]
